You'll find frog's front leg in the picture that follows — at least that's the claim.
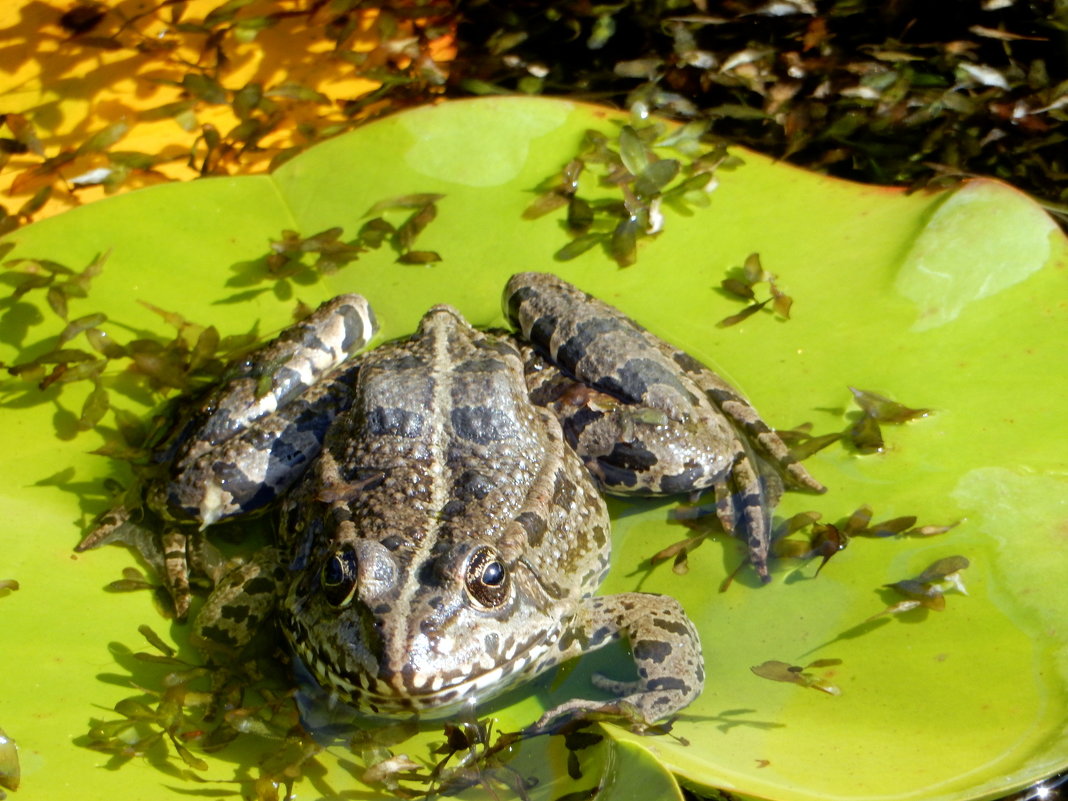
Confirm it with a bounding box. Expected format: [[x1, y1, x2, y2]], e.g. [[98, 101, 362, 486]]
[[531, 593, 704, 732], [190, 546, 287, 655], [79, 294, 376, 616]]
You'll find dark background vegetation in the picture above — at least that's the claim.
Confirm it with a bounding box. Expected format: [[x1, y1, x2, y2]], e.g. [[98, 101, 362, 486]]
[[446, 0, 1068, 225]]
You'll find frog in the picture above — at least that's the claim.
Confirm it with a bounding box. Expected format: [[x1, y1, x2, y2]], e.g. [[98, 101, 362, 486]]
[[80, 272, 823, 730]]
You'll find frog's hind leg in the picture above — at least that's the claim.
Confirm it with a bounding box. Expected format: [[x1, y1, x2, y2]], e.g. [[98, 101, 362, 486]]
[[152, 361, 364, 528], [671, 347, 825, 495], [520, 347, 736, 496], [152, 293, 377, 527], [506, 272, 824, 583], [711, 441, 785, 583]]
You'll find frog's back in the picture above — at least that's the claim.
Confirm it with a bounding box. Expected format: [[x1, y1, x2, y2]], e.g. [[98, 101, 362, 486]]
[[310, 306, 567, 552], [281, 305, 613, 715]]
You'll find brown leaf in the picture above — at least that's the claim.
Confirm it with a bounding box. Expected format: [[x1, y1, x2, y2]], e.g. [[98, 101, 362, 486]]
[[721, 277, 756, 300], [865, 515, 918, 537], [363, 193, 445, 216], [905, 522, 959, 537], [566, 195, 594, 233], [789, 431, 841, 460], [916, 555, 970, 583], [717, 299, 769, 327], [395, 250, 441, 265], [59, 312, 108, 344], [555, 233, 603, 261], [847, 413, 884, 453], [609, 217, 639, 267], [395, 203, 437, 252], [849, 386, 931, 423]]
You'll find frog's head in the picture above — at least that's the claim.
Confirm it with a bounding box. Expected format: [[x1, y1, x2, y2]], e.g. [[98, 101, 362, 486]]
[[282, 535, 572, 718]]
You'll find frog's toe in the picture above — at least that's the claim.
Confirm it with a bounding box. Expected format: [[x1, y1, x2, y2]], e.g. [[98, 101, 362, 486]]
[[528, 697, 642, 734], [76, 505, 133, 552], [161, 529, 193, 620]]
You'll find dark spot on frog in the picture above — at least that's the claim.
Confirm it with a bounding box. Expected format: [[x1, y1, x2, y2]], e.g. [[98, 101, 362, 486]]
[[198, 624, 238, 648], [221, 605, 251, 623], [658, 465, 705, 494], [504, 285, 537, 327], [648, 676, 689, 692], [557, 625, 583, 653], [474, 336, 518, 358], [209, 460, 276, 515], [454, 357, 508, 373], [606, 357, 693, 405], [263, 434, 314, 485], [455, 470, 494, 501], [590, 625, 614, 647], [338, 303, 376, 350], [559, 406, 603, 448], [672, 350, 705, 374], [591, 524, 608, 547], [366, 406, 425, 439], [451, 405, 516, 443], [376, 353, 423, 372], [529, 314, 558, 347], [381, 535, 404, 551], [243, 576, 277, 595], [633, 639, 672, 664], [555, 317, 620, 372], [595, 460, 639, 488], [516, 510, 547, 547], [654, 618, 693, 637], [603, 441, 658, 472], [440, 498, 465, 519], [552, 472, 576, 508]]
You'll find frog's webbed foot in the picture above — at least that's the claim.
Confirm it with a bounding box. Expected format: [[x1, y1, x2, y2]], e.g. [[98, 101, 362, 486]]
[[77, 504, 136, 552], [692, 366, 825, 496], [660, 346, 825, 581], [710, 445, 785, 583], [529, 593, 704, 734], [79, 506, 206, 620]]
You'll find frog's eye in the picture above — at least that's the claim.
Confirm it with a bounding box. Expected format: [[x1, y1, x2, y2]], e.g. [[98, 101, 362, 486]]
[[465, 546, 510, 608], [321, 548, 358, 608]]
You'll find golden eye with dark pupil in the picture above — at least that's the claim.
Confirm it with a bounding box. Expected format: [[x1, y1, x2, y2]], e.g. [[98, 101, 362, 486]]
[[465, 546, 509, 608], [320, 549, 358, 608]]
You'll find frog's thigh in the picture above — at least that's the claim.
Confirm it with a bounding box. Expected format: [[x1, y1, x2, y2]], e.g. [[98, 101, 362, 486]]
[[566, 397, 734, 495], [542, 592, 704, 727], [162, 362, 360, 526], [190, 547, 286, 655], [538, 377, 734, 496]]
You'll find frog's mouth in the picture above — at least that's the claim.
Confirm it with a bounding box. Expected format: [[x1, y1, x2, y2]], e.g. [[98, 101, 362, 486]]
[[288, 621, 562, 719]]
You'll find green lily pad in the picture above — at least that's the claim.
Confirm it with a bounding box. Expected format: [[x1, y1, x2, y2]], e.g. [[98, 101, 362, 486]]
[[1, 97, 1066, 801]]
